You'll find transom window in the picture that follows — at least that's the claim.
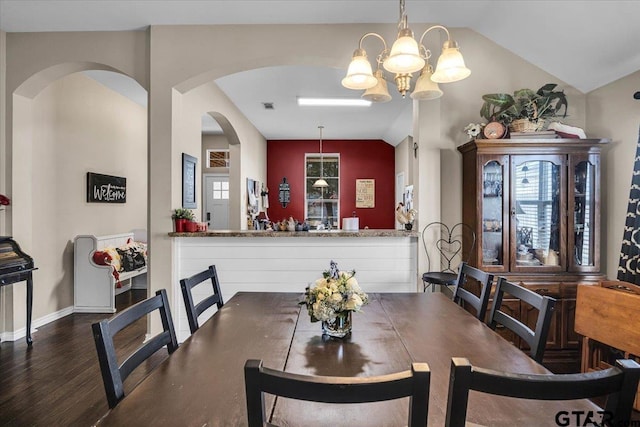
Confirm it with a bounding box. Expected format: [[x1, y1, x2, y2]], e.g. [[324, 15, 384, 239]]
[[207, 150, 230, 168]]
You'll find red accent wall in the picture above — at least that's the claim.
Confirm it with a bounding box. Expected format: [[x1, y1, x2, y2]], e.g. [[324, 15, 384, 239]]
[[267, 139, 395, 229]]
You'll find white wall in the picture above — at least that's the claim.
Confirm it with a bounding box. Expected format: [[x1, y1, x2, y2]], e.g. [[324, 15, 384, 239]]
[[586, 70, 640, 278], [12, 72, 147, 330]]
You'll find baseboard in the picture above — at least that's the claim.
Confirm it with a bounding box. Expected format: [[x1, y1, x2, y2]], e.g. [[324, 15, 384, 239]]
[[73, 306, 116, 314], [0, 305, 74, 342]]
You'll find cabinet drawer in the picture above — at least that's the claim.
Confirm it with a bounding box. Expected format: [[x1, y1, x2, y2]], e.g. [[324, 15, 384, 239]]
[[519, 282, 561, 298]]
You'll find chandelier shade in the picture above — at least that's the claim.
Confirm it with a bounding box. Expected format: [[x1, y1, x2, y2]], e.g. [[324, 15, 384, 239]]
[[410, 65, 443, 101], [341, 49, 378, 90], [362, 69, 392, 103], [383, 29, 425, 74], [340, 0, 470, 102], [431, 41, 471, 83]]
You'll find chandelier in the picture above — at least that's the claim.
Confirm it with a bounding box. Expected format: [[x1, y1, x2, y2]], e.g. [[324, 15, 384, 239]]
[[341, 0, 471, 102]]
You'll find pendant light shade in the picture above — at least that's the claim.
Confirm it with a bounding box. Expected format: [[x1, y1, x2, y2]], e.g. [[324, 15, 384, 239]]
[[312, 178, 329, 188], [362, 69, 392, 103], [431, 40, 471, 83], [410, 65, 443, 100], [341, 49, 378, 90], [313, 126, 329, 188], [383, 29, 425, 74]]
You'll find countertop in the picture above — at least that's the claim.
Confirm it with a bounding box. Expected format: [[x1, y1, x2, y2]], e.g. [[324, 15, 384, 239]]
[[168, 229, 418, 238]]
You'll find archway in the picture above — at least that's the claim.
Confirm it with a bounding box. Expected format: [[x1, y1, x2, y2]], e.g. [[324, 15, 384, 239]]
[[4, 63, 148, 339]]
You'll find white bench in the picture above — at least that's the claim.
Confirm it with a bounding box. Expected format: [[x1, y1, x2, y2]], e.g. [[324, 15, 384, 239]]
[[74, 232, 147, 313]]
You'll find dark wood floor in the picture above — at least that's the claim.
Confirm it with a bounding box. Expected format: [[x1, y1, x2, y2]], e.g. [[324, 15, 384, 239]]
[[0, 290, 168, 426]]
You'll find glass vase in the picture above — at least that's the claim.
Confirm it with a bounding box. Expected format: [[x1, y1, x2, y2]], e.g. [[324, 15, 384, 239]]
[[322, 311, 352, 338]]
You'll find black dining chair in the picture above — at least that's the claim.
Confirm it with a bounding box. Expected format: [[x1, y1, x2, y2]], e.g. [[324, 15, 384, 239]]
[[451, 262, 494, 320], [421, 222, 475, 293], [92, 289, 178, 408], [488, 277, 556, 363], [180, 265, 224, 334], [244, 359, 430, 427], [445, 357, 640, 427]]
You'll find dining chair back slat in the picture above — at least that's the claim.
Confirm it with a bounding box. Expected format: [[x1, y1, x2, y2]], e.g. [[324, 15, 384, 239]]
[[92, 289, 178, 408], [180, 265, 224, 334], [488, 277, 556, 362], [445, 357, 640, 427], [244, 359, 430, 427], [452, 262, 494, 320]]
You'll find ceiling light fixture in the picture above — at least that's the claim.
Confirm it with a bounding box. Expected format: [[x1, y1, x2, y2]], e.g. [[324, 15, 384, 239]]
[[341, 0, 470, 102], [297, 97, 372, 107], [313, 125, 329, 188]]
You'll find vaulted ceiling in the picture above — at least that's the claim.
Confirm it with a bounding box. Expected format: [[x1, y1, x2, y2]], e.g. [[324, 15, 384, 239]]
[[2, 1, 638, 143]]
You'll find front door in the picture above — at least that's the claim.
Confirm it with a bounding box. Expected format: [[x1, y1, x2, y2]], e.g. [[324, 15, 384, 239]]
[[204, 175, 229, 230]]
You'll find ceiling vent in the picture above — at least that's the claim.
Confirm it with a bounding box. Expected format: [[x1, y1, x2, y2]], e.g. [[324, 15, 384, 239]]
[[262, 102, 275, 110]]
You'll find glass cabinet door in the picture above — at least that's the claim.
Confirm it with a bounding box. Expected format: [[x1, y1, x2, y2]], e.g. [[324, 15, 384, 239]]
[[569, 155, 598, 272], [511, 155, 565, 271], [480, 157, 509, 271]]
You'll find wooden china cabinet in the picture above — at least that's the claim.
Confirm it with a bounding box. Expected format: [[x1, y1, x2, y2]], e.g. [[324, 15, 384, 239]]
[[458, 137, 609, 373]]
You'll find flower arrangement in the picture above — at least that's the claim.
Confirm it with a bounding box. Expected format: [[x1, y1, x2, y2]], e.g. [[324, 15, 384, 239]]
[[301, 260, 368, 323], [463, 123, 485, 139]]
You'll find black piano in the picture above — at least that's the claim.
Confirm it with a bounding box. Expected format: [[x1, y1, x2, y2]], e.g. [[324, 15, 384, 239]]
[[0, 236, 36, 345]]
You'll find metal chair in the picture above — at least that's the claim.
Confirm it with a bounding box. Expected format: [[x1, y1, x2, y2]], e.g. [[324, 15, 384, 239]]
[[452, 262, 494, 321], [92, 289, 178, 408], [421, 222, 476, 293], [488, 277, 556, 363], [180, 265, 224, 334], [244, 359, 430, 427], [445, 357, 640, 427]]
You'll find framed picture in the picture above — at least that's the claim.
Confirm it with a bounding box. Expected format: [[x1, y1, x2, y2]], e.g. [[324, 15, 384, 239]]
[[86, 172, 126, 203], [355, 179, 375, 208], [182, 153, 197, 208]]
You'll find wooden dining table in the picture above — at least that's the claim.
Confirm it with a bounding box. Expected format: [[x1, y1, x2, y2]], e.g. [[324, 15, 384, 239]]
[[97, 292, 600, 426]]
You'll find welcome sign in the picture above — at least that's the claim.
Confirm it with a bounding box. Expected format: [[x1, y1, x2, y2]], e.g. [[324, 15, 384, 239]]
[[87, 172, 127, 203]]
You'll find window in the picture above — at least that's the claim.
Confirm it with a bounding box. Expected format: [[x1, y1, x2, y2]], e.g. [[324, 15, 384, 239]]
[[305, 154, 339, 228], [207, 150, 230, 168], [212, 181, 229, 200]]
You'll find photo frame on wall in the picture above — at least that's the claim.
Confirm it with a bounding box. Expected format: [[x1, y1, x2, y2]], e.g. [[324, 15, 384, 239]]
[[182, 153, 197, 208], [86, 172, 126, 203]]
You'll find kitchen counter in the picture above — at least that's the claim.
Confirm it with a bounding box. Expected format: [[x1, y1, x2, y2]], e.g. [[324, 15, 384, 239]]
[[168, 228, 417, 238], [170, 229, 419, 341]]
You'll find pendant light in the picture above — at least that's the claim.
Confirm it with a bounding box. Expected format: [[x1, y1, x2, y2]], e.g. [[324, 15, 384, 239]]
[[313, 126, 329, 188]]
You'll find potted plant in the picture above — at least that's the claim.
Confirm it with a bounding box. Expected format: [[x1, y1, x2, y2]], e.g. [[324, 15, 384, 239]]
[[172, 208, 194, 232], [480, 83, 568, 133]]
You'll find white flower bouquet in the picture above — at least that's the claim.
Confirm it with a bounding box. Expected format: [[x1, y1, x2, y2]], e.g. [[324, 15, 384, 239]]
[[301, 260, 369, 323]]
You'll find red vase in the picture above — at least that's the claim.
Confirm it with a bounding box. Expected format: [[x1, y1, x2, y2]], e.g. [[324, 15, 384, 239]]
[[185, 221, 198, 232], [174, 218, 187, 232]]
